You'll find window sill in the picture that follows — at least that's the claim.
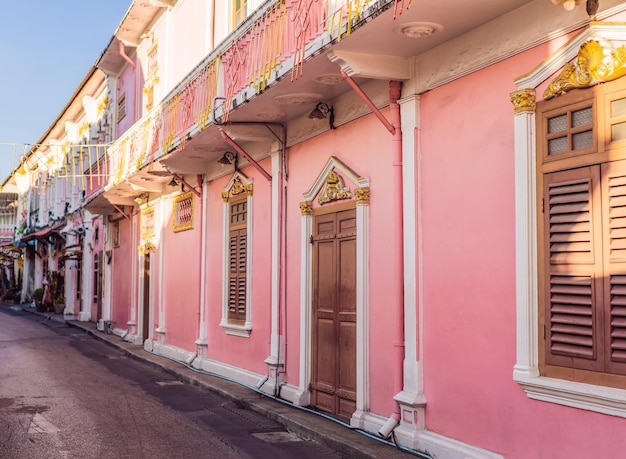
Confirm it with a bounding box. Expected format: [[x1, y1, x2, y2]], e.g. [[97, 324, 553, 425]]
[[515, 370, 626, 418], [219, 320, 252, 338]]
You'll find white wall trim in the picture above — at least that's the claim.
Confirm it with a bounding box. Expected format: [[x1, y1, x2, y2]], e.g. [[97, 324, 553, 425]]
[[266, 151, 282, 365], [513, 24, 626, 416], [416, 431, 503, 459], [194, 355, 266, 389]]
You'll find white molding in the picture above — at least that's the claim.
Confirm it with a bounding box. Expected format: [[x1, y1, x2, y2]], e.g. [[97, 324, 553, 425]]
[[266, 151, 282, 365], [351, 412, 502, 459], [220, 171, 254, 335], [193, 355, 265, 389], [327, 50, 411, 80], [152, 340, 196, 364], [197, 178, 209, 349], [355, 201, 369, 414], [279, 382, 310, 406], [158, 198, 165, 336], [416, 431, 503, 459], [515, 23, 626, 90], [513, 25, 626, 416], [298, 212, 313, 397], [516, 374, 626, 418]]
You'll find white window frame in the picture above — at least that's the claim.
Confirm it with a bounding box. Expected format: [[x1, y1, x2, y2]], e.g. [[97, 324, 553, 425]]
[[513, 24, 626, 418], [220, 171, 253, 337]]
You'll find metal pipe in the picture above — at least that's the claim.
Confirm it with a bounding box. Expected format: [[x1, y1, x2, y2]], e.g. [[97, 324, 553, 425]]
[[379, 81, 405, 439], [112, 203, 131, 221], [169, 172, 202, 198], [340, 69, 396, 135], [118, 41, 136, 68], [220, 130, 272, 181]]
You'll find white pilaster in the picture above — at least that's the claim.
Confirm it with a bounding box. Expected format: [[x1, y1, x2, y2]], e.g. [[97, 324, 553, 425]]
[[264, 150, 284, 391]]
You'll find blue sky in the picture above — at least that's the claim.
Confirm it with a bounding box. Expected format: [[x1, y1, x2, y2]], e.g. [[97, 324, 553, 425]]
[[0, 1, 130, 182]]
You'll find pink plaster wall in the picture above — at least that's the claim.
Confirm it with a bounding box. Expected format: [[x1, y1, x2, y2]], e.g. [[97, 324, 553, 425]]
[[116, 64, 136, 136], [168, 0, 208, 90], [111, 217, 132, 328], [419, 39, 626, 458], [162, 193, 202, 350], [204, 162, 273, 375]]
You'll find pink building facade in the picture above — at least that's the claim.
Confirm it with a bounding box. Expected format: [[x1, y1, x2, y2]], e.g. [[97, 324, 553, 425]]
[[10, 1, 626, 457]]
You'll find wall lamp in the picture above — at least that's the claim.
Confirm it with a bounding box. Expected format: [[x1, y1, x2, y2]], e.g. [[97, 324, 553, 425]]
[[308, 102, 336, 130], [217, 151, 238, 169], [550, 0, 598, 18]]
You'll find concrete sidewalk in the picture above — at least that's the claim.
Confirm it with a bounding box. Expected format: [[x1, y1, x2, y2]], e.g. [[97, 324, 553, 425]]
[[16, 304, 423, 459]]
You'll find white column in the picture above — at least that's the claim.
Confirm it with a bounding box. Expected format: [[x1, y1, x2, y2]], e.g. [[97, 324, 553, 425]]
[[264, 151, 284, 386], [510, 89, 540, 380], [296, 205, 313, 406], [392, 94, 426, 437], [155, 198, 166, 344], [194, 178, 209, 364], [79, 218, 93, 322]]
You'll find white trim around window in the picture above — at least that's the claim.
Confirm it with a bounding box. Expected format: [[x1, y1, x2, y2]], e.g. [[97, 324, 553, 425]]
[[513, 23, 626, 418], [220, 171, 253, 337]]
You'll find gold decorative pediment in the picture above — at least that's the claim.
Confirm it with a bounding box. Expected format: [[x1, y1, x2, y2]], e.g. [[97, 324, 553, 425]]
[[318, 170, 352, 205], [544, 39, 626, 100]]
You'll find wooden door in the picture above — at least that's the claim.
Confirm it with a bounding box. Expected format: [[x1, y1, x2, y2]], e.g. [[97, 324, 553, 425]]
[[310, 206, 357, 420], [142, 253, 150, 342], [94, 251, 103, 321]]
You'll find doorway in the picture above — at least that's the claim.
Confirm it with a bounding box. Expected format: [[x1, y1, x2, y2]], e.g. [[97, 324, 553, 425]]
[[142, 253, 150, 342], [310, 204, 357, 420]]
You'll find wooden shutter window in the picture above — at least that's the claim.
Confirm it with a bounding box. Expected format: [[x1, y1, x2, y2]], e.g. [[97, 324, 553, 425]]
[[548, 274, 595, 360], [547, 178, 593, 264], [543, 167, 603, 372], [228, 195, 247, 323], [602, 162, 626, 376]]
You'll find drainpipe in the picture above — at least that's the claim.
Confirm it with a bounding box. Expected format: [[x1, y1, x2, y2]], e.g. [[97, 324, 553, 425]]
[[118, 41, 136, 68], [379, 81, 405, 439]]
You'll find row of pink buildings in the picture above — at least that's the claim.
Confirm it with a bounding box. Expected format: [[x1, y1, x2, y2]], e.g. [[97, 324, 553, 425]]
[[5, 0, 626, 457]]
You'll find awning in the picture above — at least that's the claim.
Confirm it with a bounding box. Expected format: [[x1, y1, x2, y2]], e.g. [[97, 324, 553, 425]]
[[20, 222, 65, 242]]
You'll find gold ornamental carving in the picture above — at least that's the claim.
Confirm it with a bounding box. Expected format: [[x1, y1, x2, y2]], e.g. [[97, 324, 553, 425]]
[[355, 187, 370, 205], [544, 39, 626, 100], [510, 89, 536, 115], [138, 240, 155, 254], [318, 170, 352, 205], [300, 201, 313, 216], [221, 191, 230, 203]]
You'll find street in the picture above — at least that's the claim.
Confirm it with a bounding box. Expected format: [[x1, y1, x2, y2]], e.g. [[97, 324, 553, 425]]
[[0, 306, 343, 459]]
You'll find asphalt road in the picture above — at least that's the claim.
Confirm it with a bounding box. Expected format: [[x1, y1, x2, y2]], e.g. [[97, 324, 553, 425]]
[[0, 306, 342, 459]]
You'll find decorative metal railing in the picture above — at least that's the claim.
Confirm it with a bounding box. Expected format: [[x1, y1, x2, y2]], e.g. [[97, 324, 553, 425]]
[[104, 0, 410, 189]]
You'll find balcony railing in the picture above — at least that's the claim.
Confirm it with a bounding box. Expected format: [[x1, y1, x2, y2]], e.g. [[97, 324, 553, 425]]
[[103, 0, 405, 189]]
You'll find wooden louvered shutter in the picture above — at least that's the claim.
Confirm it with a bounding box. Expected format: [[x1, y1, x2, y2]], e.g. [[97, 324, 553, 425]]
[[602, 160, 626, 375], [543, 166, 604, 372], [228, 195, 247, 323], [228, 228, 247, 322]]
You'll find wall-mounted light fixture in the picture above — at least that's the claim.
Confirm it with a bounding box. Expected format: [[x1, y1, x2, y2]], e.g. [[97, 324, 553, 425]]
[[550, 0, 598, 17], [134, 193, 149, 205], [308, 102, 336, 130], [217, 151, 238, 170], [168, 177, 178, 187]]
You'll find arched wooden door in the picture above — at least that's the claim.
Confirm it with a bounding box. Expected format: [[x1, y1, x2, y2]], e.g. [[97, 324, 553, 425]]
[[310, 204, 357, 421]]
